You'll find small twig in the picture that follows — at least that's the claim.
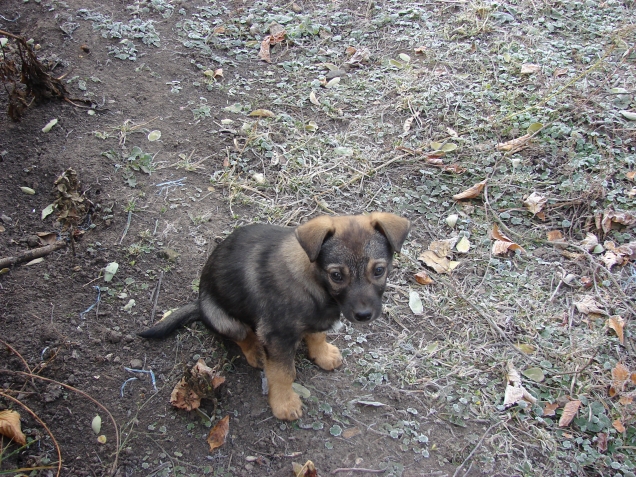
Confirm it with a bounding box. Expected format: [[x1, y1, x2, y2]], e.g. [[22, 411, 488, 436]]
[[150, 271, 164, 325], [0, 241, 67, 269], [452, 421, 502, 477], [119, 210, 132, 245], [332, 467, 386, 474]]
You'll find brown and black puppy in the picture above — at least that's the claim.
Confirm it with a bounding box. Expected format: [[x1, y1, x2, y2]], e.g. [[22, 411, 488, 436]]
[[139, 213, 410, 420]]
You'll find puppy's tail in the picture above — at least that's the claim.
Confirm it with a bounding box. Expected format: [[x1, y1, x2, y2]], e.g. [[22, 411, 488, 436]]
[[138, 302, 199, 338]]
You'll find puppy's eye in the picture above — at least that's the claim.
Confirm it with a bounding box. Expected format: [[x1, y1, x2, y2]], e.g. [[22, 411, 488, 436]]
[[373, 266, 385, 277], [330, 271, 343, 282]]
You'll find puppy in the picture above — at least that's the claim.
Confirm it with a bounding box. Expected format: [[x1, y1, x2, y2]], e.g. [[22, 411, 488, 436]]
[[139, 213, 410, 420]]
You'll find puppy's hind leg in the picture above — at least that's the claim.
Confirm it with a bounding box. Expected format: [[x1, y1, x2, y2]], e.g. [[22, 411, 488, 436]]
[[199, 292, 264, 367], [234, 329, 264, 369], [305, 332, 342, 371]]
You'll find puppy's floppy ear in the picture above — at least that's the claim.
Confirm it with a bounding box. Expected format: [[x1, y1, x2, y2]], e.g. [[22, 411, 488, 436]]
[[295, 215, 335, 262], [369, 212, 411, 254]]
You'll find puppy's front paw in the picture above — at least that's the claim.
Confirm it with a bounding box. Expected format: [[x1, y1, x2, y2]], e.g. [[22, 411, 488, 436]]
[[270, 389, 303, 420], [312, 342, 343, 371]]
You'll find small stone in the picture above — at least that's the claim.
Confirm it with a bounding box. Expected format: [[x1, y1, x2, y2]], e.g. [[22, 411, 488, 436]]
[[158, 248, 180, 262], [0, 214, 12, 223], [124, 334, 135, 343], [326, 69, 347, 80], [107, 330, 122, 344], [291, 2, 302, 12], [245, 464, 254, 471], [27, 235, 40, 247], [130, 359, 143, 369]]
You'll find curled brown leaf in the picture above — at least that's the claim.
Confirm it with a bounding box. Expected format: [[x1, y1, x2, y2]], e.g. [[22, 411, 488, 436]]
[[207, 415, 230, 452], [558, 400, 581, 427], [452, 180, 486, 200]]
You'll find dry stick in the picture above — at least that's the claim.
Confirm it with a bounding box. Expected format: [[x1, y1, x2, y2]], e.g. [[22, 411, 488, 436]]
[[119, 210, 132, 245], [150, 271, 164, 324], [0, 241, 67, 268], [452, 421, 502, 477], [332, 467, 386, 474], [1, 339, 33, 374], [0, 370, 120, 476], [0, 391, 63, 477]]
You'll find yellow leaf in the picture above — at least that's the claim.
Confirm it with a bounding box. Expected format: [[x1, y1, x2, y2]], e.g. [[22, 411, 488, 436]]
[[558, 400, 581, 427], [248, 109, 276, 118], [514, 343, 536, 354], [456, 236, 470, 253], [0, 410, 26, 445]]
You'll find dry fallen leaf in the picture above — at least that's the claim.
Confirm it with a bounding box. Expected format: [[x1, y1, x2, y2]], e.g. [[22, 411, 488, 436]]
[[520, 63, 541, 74], [523, 192, 547, 215], [496, 134, 530, 152], [170, 359, 225, 411], [0, 410, 27, 445], [418, 250, 460, 274], [207, 415, 230, 452], [602, 251, 624, 269], [601, 210, 636, 233], [543, 402, 558, 417], [627, 171, 635, 181], [345, 47, 370, 66], [342, 427, 361, 439], [257, 30, 286, 63], [491, 224, 526, 255], [452, 180, 486, 200], [613, 419, 626, 433], [503, 362, 537, 408], [292, 460, 318, 477], [546, 230, 564, 242], [607, 315, 626, 345], [581, 233, 598, 252], [309, 91, 320, 106], [597, 432, 608, 453], [558, 400, 581, 427], [429, 238, 456, 257], [249, 109, 276, 118], [573, 295, 607, 315], [414, 270, 434, 285], [613, 363, 630, 384], [403, 111, 420, 133]]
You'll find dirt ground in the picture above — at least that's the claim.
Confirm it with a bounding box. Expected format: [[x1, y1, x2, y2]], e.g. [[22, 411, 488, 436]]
[[2, 0, 636, 476], [0, 1, 474, 476]]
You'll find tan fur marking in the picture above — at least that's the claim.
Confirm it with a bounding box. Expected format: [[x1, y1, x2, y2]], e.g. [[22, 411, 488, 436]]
[[264, 359, 302, 420], [305, 332, 343, 371], [234, 329, 264, 369]]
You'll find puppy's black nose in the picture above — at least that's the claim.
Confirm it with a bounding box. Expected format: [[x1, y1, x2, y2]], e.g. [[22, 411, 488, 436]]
[[354, 310, 373, 322]]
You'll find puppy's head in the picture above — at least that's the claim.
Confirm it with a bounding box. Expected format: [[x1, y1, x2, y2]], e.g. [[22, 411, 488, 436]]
[[295, 213, 410, 324]]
